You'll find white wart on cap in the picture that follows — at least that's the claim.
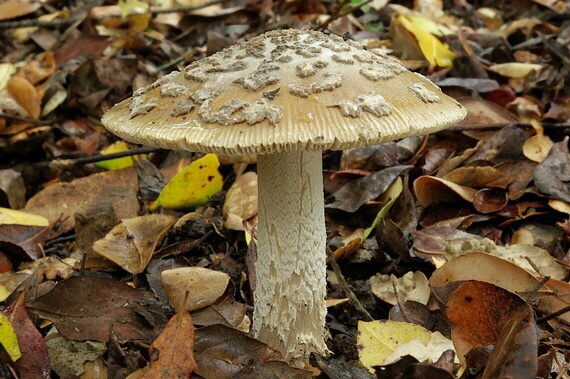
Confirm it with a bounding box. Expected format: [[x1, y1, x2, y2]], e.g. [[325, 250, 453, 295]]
[[101, 29, 467, 155]]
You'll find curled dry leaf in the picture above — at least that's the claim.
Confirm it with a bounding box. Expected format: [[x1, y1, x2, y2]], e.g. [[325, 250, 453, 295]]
[[413, 175, 477, 207], [223, 171, 258, 231], [369, 271, 430, 305], [446, 238, 567, 280], [161, 266, 230, 312], [92, 214, 177, 274], [442, 166, 511, 189], [523, 130, 553, 163], [7, 76, 41, 119], [430, 252, 541, 297], [472, 188, 508, 213]]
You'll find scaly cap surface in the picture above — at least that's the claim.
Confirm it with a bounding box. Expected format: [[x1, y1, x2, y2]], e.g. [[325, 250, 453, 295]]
[[102, 29, 467, 155]]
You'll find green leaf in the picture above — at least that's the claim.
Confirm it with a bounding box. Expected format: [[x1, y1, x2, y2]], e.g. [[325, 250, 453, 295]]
[[363, 177, 403, 239]]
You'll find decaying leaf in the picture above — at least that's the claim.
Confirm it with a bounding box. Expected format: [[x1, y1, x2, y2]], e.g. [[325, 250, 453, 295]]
[[327, 166, 410, 212], [358, 320, 436, 371], [92, 214, 176, 274], [369, 271, 430, 305], [45, 331, 107, 378]]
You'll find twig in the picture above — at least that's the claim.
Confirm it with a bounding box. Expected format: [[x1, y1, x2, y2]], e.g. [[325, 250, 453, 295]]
[[326, 247, 374, 321], [0, 113, 57, 125], [34, 146, 162, 169]]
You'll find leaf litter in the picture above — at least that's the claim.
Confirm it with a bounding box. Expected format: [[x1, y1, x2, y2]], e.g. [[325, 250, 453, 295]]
[[0, 0, 570, 377]]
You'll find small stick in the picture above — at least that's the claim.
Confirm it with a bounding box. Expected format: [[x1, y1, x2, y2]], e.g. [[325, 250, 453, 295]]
[[326, 247, 374, 321]]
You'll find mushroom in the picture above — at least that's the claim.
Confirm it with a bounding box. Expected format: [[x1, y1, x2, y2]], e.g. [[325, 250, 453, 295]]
[[101, 29, 467, 365]]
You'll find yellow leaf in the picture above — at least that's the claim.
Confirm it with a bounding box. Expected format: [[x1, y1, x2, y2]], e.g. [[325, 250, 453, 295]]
[[489, 62, 543, 78], [94, 141, 145, 170], [118, 0, 149, 17], [398, 15, 456, 67], [358, 320, 431, 371], [0, 208, 49, 226], [150, 154, 223, 211], [0, 313, 21, 361]]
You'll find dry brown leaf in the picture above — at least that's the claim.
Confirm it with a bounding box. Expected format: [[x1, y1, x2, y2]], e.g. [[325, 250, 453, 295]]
[[0, 0, 42, 21], [16, 52, 56, 86], [142, 311, 197, 379], [7, 76, 41, 119], [25, 168, 139, 233], [92, 214, 177, 274], [162, 267, 230, 312]]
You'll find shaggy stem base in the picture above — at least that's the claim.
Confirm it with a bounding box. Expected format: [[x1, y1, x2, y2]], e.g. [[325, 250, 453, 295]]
[[253, 149, 328, 365]]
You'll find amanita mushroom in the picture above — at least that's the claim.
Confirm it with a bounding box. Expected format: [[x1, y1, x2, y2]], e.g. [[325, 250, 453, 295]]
[[101, 28, 467, 365]]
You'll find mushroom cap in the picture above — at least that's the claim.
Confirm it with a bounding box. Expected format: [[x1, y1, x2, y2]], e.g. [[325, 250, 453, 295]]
[[101, 29, 467, 156]]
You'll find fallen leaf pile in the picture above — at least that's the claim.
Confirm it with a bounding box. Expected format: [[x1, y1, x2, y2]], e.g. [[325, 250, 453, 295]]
[[1, 0, 570, 378]]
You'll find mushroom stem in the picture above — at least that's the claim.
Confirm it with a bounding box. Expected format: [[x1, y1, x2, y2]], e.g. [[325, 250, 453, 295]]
[[254, 149, 328, 365]]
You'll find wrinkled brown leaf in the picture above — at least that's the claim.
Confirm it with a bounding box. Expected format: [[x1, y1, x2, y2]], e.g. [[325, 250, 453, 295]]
[[194, 324, 283, 379], [29, 275, 167, 342]]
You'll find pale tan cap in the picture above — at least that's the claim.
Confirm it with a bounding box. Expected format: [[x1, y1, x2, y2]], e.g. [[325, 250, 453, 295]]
[[101, 29, 467, 156]]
